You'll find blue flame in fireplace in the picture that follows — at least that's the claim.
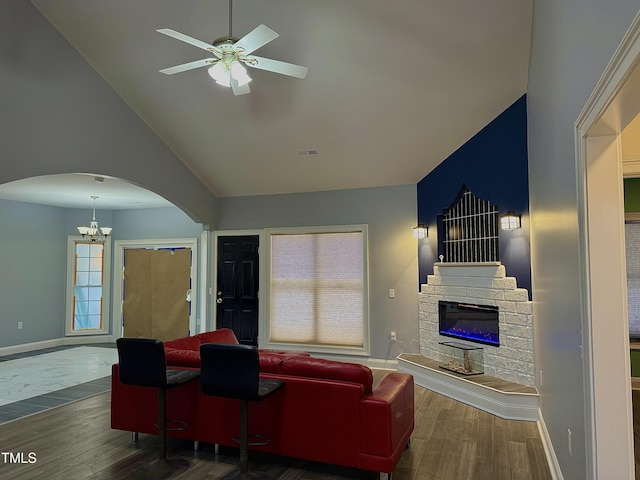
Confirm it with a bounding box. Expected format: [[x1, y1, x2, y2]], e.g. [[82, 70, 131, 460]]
[[439, 301, 500, 347]]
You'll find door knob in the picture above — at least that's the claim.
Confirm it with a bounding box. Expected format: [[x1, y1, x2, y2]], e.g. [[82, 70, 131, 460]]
[[216, 298, 223, 304]]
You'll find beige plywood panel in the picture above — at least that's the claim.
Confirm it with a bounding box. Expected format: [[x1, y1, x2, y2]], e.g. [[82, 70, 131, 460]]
[[122, 249, 152, 338], [122, 248, 191, 341], [151, 248, 190, 341]]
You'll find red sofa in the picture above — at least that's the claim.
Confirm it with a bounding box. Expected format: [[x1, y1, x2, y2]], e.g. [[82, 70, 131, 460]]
[[111, 329, 414, 477], [161, 328, 312, 370]]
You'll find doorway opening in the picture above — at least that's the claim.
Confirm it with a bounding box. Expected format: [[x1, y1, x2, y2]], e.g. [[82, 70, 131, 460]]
[[112, 238, 198, 339], [215, 234, 260, 345], [576, 16, 640, 477]]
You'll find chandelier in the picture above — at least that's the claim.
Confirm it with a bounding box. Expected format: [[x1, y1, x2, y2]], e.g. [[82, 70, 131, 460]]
[[77, 196, 112, 242]]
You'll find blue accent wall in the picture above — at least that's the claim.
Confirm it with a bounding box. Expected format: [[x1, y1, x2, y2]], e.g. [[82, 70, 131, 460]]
[[417, 95, 531, 296]]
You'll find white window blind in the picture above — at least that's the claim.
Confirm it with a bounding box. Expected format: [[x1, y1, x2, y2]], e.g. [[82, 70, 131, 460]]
[[626, 221, 640, 338], [269, 229, 366, 348]]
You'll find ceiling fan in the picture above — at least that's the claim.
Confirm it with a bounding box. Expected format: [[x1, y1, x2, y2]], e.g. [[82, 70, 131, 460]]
[[157, 0, 308, 95]]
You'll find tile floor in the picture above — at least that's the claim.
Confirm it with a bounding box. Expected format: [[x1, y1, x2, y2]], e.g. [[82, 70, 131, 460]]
[[0, 343, 117, 424]]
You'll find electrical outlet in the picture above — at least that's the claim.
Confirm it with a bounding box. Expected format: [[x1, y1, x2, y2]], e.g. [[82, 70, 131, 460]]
[[388, 289, 395, 299], [390, 331, 397, 341], [568, 429, 572, 456], [17, 322, 23, 330]]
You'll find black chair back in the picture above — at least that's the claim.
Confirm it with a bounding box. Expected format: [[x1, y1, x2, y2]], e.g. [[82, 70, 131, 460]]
[[200, 343, 260, 400], [116, 337, 168, 389]]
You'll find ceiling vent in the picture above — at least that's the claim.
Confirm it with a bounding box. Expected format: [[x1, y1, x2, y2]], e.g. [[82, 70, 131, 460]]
[[297, 149, 319, 156]]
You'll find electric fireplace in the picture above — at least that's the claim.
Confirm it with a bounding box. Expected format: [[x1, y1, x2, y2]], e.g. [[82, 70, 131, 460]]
[[438, 300, 499, 347]]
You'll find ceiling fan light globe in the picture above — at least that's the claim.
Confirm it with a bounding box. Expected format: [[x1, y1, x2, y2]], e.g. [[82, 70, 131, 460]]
[[230, 61, 247, 78], [216, 76, 231, 87], [237, 75, 252, 87], [208, 63, 228, 82], [230, 61, 252, 86]]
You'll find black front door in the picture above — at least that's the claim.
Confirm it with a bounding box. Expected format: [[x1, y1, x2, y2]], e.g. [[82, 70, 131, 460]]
[[216, 235, 260, 345]]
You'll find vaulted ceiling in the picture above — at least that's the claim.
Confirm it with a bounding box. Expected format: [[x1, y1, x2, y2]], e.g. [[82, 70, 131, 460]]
[[4, 0, 533, 208]]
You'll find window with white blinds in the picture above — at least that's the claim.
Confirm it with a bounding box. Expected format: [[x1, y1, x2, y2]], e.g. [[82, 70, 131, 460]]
[[264, 226, 369, 354], [626, 220, 640, 338]]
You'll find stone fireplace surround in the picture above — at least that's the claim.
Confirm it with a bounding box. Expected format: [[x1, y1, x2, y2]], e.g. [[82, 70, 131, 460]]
[[419, 262, 535, 387]]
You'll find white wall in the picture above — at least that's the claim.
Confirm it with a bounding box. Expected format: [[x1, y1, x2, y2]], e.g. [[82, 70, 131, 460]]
[[527, 1, 640, 477], [217, 185, 420, 361]]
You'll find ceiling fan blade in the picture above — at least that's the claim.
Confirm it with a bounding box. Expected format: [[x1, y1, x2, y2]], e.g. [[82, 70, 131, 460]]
[[157, 28, 221, 55], [246, 56, 309, 79], [159, 58, 216, 75], [234, 24, 279, 55], [230, 76, 251, 96]]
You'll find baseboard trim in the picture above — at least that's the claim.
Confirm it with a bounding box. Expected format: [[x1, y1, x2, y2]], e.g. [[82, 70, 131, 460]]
[[362, 357, 398, 370], [63, 335, 116, 346], [0, 338, 64, 356], [537, 408, 563, 480], [0, 336, 116, 357], [312, 353, 398, 370]]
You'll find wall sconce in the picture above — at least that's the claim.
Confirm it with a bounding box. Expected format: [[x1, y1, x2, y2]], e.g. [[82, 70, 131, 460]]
[[500, 211, 521, 230], [413, 224, 428, 239]]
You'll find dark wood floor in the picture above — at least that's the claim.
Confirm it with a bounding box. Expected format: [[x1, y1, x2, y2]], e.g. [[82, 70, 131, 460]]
[[0, 377, 552, 480]]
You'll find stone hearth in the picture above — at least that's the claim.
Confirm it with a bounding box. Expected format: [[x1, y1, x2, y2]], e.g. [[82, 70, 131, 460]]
[[397, 353, 539, 421]]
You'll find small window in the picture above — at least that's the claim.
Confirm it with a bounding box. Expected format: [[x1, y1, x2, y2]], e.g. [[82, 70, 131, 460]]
[[262, 225, 369, 355], [66, 238, 111, 336]]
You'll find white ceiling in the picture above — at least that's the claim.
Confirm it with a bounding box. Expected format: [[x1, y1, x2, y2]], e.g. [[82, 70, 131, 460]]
[[0, 174, 172, 210], [2, 0, 533, 209]]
